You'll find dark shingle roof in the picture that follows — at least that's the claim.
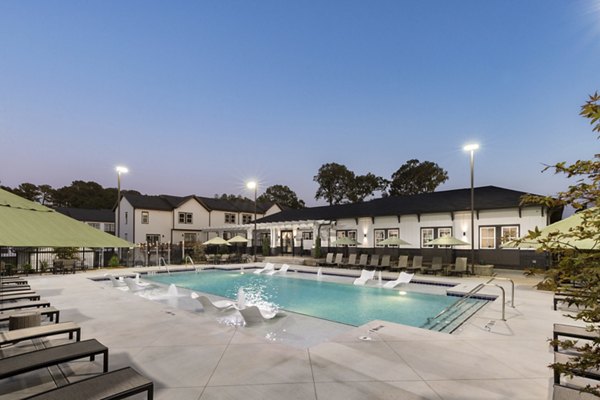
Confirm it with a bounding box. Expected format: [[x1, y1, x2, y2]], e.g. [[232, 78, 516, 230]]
[[256, 186, 540, 223], [122, 193, 271, 213], [55, 207, 115, 223]]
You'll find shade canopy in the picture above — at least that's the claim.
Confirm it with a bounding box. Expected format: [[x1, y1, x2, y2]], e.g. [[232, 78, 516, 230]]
[[377, 236, 411, 246], [227, 235, 249, 244], [203, 237, 231, 246], [502, 210, 599, 250], [0, 188, 133, 248], [425, 236, 470, 247], [332, 236, 359, 246]]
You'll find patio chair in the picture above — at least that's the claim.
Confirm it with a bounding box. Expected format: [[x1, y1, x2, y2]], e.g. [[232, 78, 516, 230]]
[[447, 257, 468, 276], [393, 255, 409, 271], [406, 256, 423, 273], [237, 305, 284, 326], [266, 264, 290, 275], [0, 338, 108, 380], [353, 269, 376, 286], [333, 253, 343, 267], [340, 253, 357, 269], [191, 293, 235, 312], [22, 367, 154, 400], [320, 253, 334, 266], [0, 321, 80, 346], [367, 254, 380, 269], [253, 262, 275, 274], [422, 256, 443, 275], [383, 272, 414, 289], [356, 254, 369, 269], [380, 255, 391, 270]]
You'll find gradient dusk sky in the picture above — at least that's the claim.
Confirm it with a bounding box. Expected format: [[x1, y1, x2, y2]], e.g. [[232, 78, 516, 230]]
[[1, 1, 599, 206]]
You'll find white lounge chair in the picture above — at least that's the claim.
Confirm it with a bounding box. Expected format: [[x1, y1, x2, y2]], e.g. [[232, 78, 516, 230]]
[[123, 277, 149, 292], [383, 272, 414, 289], [353, 269, 376, 286], [265, 264, 289, 275], [107, 274, 126, 288], [253, 262, 275, 274], [237, 305, 284, 326], [190, 293, 235, 312]]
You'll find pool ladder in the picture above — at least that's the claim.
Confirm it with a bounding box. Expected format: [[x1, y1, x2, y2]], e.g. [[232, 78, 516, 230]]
[[185, 256, 202, 273], [158, 257, 171, 275], [423, 276, 515, 332]]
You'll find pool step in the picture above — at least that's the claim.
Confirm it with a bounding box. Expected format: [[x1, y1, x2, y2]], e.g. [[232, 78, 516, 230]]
[[421, 299, 487, 334]]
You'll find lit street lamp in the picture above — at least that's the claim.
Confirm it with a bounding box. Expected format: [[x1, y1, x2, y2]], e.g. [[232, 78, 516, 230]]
[[247, 181, 258, 259], [463, 144, 479, 274], [116, 166, 129, 240]]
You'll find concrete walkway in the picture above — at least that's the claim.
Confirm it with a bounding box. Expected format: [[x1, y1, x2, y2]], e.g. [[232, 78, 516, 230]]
[[0, 266, 576, 399]]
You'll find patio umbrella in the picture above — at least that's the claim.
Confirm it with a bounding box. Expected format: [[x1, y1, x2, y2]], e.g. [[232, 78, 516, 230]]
[[425, 236, 470, 247], [501, 210, 599, 250], [227, 235, 248, 257], [377, 236, 412, 258], [332, 236, 359, 246], [202, 237, 231, 246]]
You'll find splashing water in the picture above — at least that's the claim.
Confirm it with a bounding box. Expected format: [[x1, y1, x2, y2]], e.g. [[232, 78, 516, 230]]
[[167, 284, 179, 297]]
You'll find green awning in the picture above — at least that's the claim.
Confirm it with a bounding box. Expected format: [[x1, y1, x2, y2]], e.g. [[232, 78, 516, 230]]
[[0, 189, 133, 248]]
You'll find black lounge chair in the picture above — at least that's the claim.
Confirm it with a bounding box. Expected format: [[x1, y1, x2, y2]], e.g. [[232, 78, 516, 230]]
[[0, 300, 51, 312], [0, 292, 41, 302], [23, 366, 154, 400], [553, 323, 600, 351], [0, 339, 108, 380], [0, 289, 35, 295], [0, 284, 32, 292], [367, 254, 380, 269], [0, 321, 80, 346], [0, 307, 60, 324]]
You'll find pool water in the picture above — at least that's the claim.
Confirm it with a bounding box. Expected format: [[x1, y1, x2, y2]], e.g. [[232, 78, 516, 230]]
[[145, 270, 486, 328]]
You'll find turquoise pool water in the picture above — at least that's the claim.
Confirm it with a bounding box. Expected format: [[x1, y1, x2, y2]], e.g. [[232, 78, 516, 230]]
[[145, 270, 486, 328]]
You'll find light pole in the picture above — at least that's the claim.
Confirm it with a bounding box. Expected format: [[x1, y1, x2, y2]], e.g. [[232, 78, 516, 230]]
[[463, 144, 479, 275], [247, 181, 257, 260], [115, 166, 129, 240]]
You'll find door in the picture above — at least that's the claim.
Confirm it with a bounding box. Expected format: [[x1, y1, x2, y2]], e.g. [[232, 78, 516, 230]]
[[280, 230, 293, 254]]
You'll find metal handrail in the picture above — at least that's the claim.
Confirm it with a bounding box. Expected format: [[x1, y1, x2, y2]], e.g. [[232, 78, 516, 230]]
[[428, 282, 485, 322], [185, 255, 202, 273], [486, 276, 515, 308], [158, 257, 171, 275], [482, 283, 506, 321]]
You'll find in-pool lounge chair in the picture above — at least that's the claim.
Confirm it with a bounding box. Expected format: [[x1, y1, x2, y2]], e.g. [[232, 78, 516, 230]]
[[383, 272, 414, 289], [123, 278, 150, 292], [238, 305, 284, 326], [266, 264, 289, 275], [0, 321, 80, 347], [22, 366, 154, 400], [253, 262, 275, 274], [191, 293, 235, 312], [0, 339, 108, 380], [353, 269, 375, 286], [406, 256, 423, 273], [107, 274, 127, 288]]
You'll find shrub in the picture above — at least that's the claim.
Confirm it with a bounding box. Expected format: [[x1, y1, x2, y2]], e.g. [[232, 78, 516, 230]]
[[108, 255, 120, 268]]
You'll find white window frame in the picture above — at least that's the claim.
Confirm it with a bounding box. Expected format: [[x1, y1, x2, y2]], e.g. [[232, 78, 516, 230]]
[[480, 227, 496, 249], [178, 212, 193, 224], [500, 226, 519, 245], [141, 211, 149, 224], [146, 234, 160, 244], [421, 228, 434, 248], [224, 213, 236, 224], [374, 229, 386, 247], [104, 223, 115, 233], [242, 214, 252, 224], [437, 227, 452, 248], [87, 222, 101, 230]]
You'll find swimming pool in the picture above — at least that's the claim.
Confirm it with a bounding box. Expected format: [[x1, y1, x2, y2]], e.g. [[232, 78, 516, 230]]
[[145, 270, 487, 328]]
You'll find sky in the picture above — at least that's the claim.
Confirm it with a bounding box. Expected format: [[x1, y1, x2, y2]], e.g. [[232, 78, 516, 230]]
[[1, 1, 599, 206]]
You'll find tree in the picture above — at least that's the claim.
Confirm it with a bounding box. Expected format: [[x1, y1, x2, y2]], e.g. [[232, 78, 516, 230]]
[[214, 193, 245, 201], [346, 173, 388, 203], [257, 185, 305, 209], [388, 159, 449, 196], [314, 163, 354, 205], [520, 92, 600, 396], [53, 181, 118, 208], [37, 184, 55, 205], [13, 183, 40, 201]]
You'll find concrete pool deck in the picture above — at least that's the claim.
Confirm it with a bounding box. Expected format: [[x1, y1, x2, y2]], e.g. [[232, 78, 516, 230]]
[[0, 265, 579, 399]]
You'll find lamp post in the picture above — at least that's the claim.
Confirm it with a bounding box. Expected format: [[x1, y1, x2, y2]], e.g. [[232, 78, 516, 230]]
[[247, 181, 258, 259], [463, 144, 479, 274], [115, 166, 129, 239]]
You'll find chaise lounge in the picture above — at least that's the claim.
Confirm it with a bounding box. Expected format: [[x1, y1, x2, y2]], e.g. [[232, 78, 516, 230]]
[[0, 321, 81, 347], [253, 262, 275, 274], [383, 272, 414, 289], [353, 269, 375, 286]]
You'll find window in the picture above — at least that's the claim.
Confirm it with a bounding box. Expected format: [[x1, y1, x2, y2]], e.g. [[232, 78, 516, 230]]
[[104, 223, 115, 233], [480, 227, 496, 249], [125, 212, 128, 225], [87, 222, 100, 230], [421, 228, 434, 248], [146, 234, 160, 244], [301, 231, 313, 240], [437, 227, 452, 248], [183, 233, 196, 242], [501, 226, 519, 245], [374, 229, 386, 247], [141, 211, 149, 224], [178, 212, 193, 224], [224, 213, 236, 224], [336, 230, 358, 245], [242, 214, 253, 224]]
